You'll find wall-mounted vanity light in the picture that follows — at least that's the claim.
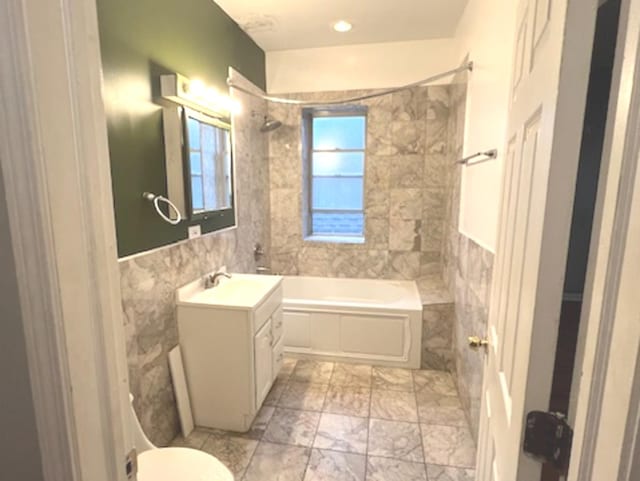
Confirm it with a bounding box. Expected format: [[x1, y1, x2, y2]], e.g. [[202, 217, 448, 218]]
[[160, 73, 241, 118]]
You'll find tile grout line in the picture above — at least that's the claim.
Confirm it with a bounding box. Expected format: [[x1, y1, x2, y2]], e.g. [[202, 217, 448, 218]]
[[240, 377, 285, 481], [300, 362, 334, 480], [363, 369, 374, 481], [413, 369, 430, 481], [242, 363, 296, 481]]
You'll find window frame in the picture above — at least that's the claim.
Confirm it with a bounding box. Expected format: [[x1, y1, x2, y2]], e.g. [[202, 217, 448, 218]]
[[303, 107, 367, 241], [181, 107, 236, 230]]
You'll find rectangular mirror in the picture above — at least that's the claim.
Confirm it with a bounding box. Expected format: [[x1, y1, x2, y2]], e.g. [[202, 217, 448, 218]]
[[182, 108, 234, 220]]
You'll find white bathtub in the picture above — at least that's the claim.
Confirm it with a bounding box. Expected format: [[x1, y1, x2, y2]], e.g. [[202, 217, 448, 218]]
[[282, 276, 423, 369]]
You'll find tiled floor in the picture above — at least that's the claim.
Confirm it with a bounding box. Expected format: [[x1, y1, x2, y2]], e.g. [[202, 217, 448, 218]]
[[171, 358, 476, 481]]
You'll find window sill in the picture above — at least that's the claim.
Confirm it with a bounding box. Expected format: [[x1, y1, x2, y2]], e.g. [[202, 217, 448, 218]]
[[304, 235, 365, 245]]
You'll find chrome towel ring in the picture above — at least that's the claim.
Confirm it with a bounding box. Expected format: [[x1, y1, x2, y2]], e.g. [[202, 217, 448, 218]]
[[142, 192, 182, 225]]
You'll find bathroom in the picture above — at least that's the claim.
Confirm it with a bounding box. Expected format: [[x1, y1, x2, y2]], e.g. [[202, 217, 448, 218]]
[[7, 0, 640, 477], [94, 0, 506, 477], [0, 0, 620, 480], [102, 0, 489, 477]]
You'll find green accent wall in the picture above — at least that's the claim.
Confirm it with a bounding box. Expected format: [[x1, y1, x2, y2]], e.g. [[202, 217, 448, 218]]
[[96, 0, 265, 257]]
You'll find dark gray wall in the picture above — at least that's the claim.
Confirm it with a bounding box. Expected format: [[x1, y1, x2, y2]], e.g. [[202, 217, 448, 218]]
[[0, 168, 45, 480], [97, 0, 266, 257]]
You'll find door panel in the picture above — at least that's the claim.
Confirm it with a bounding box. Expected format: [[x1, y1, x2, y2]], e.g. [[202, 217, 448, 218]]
[[283, 311, 311, 348], [477, 0, 597, 479], [340, 314, 406, 357], [501, 112, 541, 391]]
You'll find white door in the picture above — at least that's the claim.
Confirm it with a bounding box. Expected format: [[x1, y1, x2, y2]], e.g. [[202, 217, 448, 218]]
[[568, 1, 640, 477], [476, 1, 599, 480], [583, 91, 640, 481]]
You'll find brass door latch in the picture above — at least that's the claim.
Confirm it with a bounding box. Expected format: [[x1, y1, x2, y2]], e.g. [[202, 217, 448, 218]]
[[468, 335, 489, 349]]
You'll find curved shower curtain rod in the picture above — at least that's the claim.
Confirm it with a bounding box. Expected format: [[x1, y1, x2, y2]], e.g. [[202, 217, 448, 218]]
[[227, 61, 473, 106]]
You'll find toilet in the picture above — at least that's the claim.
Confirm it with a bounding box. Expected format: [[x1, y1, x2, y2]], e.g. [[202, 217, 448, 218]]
[[129, 394, 234, 481]]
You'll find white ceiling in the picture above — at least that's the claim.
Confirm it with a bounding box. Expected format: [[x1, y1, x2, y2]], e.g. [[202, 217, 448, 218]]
[[214, 0, 469, 51]]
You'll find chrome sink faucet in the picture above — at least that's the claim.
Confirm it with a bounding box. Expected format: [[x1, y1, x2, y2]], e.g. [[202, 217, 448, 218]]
[[204, 271, 232, 289]]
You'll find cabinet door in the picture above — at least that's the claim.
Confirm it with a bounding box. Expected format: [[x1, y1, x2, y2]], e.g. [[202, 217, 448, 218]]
[[254, 319, 273, 407], [272, 335, 285, 382]]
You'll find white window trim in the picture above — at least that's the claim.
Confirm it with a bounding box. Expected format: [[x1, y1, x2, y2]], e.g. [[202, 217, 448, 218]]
[[303, 107, 367, 240]]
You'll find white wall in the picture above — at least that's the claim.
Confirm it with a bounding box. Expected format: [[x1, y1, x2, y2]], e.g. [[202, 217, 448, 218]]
[[456, 0, 518, 251], [265, 0, 519, 251], [266, 38, 458, 93]]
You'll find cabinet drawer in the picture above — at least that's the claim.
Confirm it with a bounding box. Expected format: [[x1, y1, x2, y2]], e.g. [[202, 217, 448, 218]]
[[254, 284, 283, 332], [272, 307, 284, 343], [272, 335, 284, 381]]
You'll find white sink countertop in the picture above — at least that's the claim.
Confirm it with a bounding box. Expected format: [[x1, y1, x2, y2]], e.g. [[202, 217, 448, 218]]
[[177, 273, 283, 310]]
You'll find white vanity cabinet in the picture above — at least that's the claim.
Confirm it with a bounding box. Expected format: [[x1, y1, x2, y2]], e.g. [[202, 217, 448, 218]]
[[176, 274, 283, 432]]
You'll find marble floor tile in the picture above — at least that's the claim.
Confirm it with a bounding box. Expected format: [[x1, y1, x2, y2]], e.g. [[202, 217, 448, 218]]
[[420, 424, 476, 468], [278, 357, 298, 381], [372, 367, 414, 391], [323, 385, 371, 418], [200, 432, 258, 479], [303, 449, 366, 481], [413, 370, 457, 396], [291, 360, 334, 383], [330, 363, 373, 387], [426, 465, 476, 481], [313, 413, 368, 454], [264, 378, 288, 406], [175, 363, 479, 480], [243, 442, 311, 481], [366, 456, 427, 481], [367, 419, 424, 463], [416, 392, 467, 427], [252, 404, 276, 434], [263, 408, 321, 447], [279, 382, 329, 411], [370, 389, 419, 422], [170, 429, 209, 449]]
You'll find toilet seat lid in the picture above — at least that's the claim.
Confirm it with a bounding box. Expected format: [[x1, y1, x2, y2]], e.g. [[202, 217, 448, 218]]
[[137, 447, 234, 481]]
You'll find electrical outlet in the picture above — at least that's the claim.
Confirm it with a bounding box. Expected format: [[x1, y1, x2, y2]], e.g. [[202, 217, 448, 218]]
[[188, 225, 201, 239]]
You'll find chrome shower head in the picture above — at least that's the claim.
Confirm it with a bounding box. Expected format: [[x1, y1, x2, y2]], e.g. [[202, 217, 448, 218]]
[[260, 116, 282, 133]]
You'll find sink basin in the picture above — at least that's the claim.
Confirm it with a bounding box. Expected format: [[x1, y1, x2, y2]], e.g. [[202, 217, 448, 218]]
[[177, 273, 282, 310]]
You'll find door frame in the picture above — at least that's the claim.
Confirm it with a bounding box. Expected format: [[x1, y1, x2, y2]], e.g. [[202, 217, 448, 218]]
[[568, 0, 640, 478], [0, 0, 132, 480], [2, 0, 640, 478]]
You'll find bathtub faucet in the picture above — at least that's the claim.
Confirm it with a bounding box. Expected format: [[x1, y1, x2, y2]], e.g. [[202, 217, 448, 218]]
[[205, 271, 232, 289]]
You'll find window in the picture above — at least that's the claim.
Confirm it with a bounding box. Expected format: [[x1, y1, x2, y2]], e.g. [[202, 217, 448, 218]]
[[183, 108, 233, 218], [304, 109, 366, 240]]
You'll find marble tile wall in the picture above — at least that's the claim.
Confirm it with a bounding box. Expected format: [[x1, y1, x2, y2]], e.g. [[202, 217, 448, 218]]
[[453, 235, 493, 440], [119, 71, 270, 446], [441, 66, 495, 439], [268, 86, 451, 281]]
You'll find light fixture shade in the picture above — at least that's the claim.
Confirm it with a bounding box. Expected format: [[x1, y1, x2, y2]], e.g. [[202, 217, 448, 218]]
[[333, 20, 353, 32], [159, 73, 240, 117]]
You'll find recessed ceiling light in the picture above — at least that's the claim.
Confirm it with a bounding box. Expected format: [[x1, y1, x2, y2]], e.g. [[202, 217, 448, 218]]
[[333, 20, 352, 33]]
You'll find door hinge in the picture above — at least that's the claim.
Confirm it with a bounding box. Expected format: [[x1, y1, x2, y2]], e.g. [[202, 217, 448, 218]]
[[126, 448, 138, 479], [523, 411, 573, 472]]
